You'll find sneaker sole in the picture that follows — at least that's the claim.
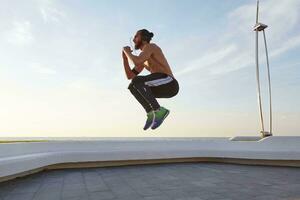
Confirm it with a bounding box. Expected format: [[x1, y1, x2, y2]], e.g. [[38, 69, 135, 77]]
[[143, 121, 153, 130]]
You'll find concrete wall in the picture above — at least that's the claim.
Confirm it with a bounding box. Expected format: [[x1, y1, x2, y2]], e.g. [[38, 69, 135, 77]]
[[0, 136, 299, 182]]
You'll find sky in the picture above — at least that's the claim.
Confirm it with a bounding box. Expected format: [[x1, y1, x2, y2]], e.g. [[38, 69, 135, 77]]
[[0, 0, 299, 138]]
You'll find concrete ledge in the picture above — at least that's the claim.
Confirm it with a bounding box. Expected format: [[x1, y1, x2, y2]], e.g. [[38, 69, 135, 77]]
[[0, 136, 299, 182], [1, 157, 300, 183], [229, 136, 263, 141]]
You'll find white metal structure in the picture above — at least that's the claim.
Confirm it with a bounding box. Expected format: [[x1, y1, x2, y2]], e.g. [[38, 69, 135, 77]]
[[254, 0, 273, 138]]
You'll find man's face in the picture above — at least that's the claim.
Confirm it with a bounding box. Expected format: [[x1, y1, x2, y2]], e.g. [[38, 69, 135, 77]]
[[133, 32, 142, 50]]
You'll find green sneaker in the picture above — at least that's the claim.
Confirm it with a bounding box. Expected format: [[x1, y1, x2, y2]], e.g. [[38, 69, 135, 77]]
[[151, 107, 170, 130], [143, 111, 154, 130]]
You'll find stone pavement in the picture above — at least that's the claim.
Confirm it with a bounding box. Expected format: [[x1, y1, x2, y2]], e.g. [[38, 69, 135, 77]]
[[0, 163, 299, 200]]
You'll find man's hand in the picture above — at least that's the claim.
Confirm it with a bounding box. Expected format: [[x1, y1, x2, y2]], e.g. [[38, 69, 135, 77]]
[[123, 44, 152, 66], [122, 47, 136, 80], [123, 46, 132, 53]]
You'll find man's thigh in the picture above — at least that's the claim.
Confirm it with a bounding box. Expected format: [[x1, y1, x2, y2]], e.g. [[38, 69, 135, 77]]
[[150, 82, 177, 98]]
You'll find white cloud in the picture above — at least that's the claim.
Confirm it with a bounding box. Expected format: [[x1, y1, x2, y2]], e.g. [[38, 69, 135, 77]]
[[229, 0, 300, 40], [174, 0, 300, 78], [4, 21, 34, 45], [38, 0, 66, 23], [270, 34, 300, 58], [176, 44, 237, 76]]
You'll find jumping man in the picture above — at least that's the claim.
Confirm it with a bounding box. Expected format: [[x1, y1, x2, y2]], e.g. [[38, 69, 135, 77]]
[[122, 29, 179, 130]]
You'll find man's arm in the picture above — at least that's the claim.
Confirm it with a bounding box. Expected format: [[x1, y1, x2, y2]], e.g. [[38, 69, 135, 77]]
[[122, 51, 144, 80], [123, 45, 153, 66]]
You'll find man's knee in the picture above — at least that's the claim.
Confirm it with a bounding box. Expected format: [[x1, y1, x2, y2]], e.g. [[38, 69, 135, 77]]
[[131, 76, 144, 85], [128, 82, 134, 90], [128, 76, 144, 90]]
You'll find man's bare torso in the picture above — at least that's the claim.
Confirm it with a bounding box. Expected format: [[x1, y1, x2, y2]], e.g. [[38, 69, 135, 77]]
[[142, 43, 174, 77]]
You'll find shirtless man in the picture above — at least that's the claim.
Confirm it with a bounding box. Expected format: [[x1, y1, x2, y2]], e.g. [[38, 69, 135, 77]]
[[122, 29, 179, 130]]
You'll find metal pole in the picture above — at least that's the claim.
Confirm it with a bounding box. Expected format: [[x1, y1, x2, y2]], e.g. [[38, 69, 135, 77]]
[[263, 30, 272, 134], [255, 29, 265, 134], [256, 0, 259, 24], [255, 0, 265, 135]]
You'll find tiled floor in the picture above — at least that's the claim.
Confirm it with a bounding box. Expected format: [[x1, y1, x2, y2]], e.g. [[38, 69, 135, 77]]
[[0, 163, 299, 200]]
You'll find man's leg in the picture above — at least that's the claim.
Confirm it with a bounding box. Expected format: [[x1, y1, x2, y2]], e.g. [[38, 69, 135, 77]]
[[128, 73, 172, 130], [128, 82, 153, 113], [129, 75, 163, 111], [128, 73, 179, 130], [128, 80, 157, 130], [146, 76, 179, 129], [150, 78, 179, 98]]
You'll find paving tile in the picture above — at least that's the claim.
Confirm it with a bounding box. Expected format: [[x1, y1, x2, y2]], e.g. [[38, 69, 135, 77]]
[[62, 194, 89, 200], [143, 195, 173, 200], [0, 163, 299, 200], [88, 191, 115, 200], [63, 183, 86, 190], [4, 193, 35, 200], [109, 186, 140, 197], [252, 194, 283, 200], [39, 182, 63, 192], [43, 176, 64, 183], [173, 197, 204, 200], [0, 183, 14, 198], [133, 186, 163, 197], [113, 194, 142, 200], [11, 182, 41, 194], [86, 183, 109, 192], [61, 188, 88, 199], [33, 191, 61, 200]]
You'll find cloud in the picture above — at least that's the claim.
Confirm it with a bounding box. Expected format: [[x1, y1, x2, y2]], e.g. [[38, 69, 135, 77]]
[[229, 0, 300, 39], [4, 21, 34, 45], [38, 0, 66, 23], [174, 0, 300, 78], [176, 44, 238, 76], [270, 34, 300, 58]]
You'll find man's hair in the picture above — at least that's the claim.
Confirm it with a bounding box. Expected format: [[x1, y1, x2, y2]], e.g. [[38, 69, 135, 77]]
[[138, 29, 154, 43]]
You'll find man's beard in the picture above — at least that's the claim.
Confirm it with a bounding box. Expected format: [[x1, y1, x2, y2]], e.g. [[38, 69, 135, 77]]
[[134, 42, 141, 50]]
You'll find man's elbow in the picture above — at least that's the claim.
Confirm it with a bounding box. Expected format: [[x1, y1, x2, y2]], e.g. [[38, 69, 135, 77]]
[[127, 74, 136, 80]]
